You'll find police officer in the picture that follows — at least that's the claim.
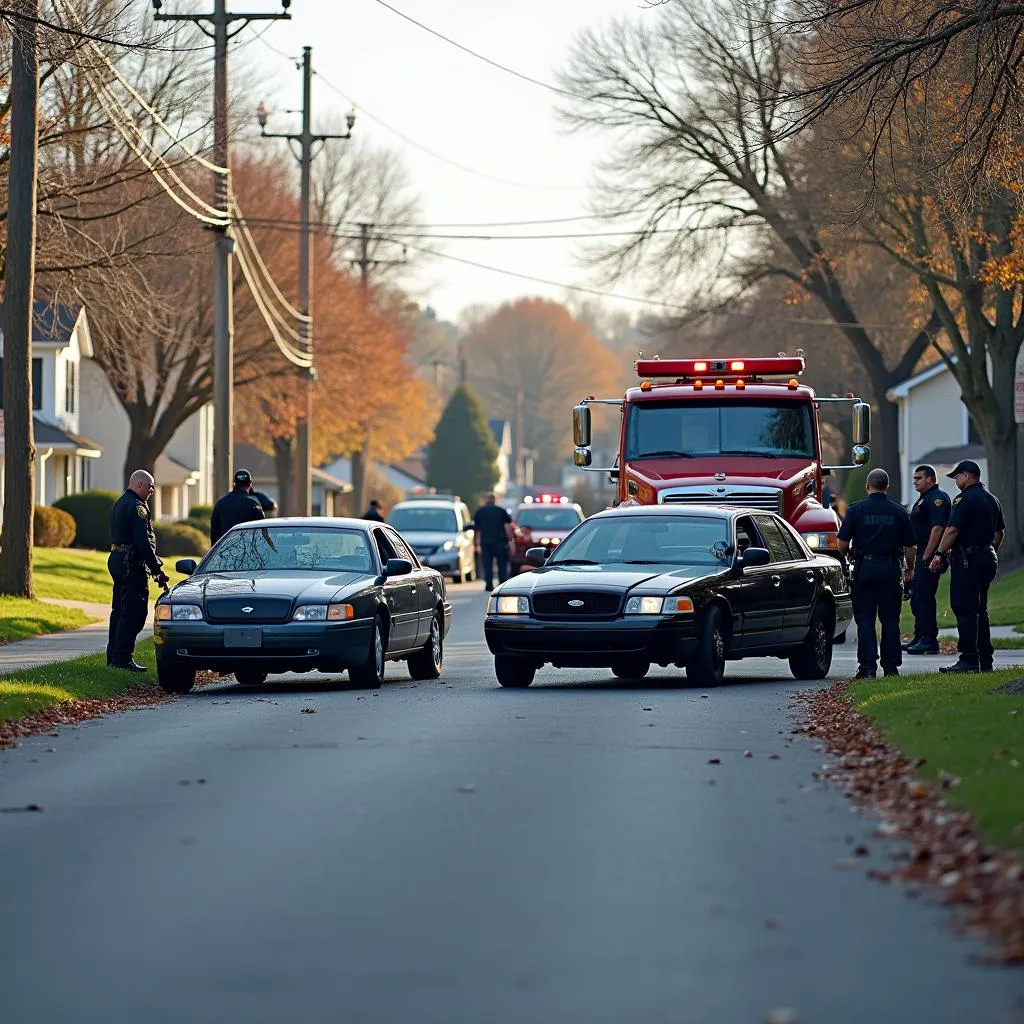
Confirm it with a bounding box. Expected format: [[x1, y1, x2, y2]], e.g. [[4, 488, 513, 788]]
[[904, 464, 951, 655], [473, 492, 514, 592], [837, 468, 916, 679], [210, 469, 265, 543], [929, 460, 1005, 673], [107, 470, 168, 671], [363, 499, 385, 522]]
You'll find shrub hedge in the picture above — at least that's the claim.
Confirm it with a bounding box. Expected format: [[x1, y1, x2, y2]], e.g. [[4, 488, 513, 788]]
[[53, 490, 120, 550], [33, 505, 77, 548], [153, 521, 208, 556]]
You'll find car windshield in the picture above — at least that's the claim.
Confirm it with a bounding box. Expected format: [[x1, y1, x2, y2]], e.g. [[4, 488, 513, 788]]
[[200, 527, 374, 574], [626, 400, 815, 459], [517, 507, 583, 530], [549, 515, 732, 567], [388, 507, 458, 533]]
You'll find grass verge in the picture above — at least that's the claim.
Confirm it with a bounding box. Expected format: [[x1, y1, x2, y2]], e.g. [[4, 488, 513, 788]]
[[32, 547, 181, 603], [0, 639, 156, 726], [851, 668, 1024, 849], [0, 597, 93, 644], [900, 567, 1024, 634]]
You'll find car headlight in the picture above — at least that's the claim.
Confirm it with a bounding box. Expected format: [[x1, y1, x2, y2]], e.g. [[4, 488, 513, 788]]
[[441, 540, 456, 552], [801, 532, 839, 550], [292, 603, 355, 621], [155, 603, 203, 621], [488, 594, 530, 615], [624, 595, 694, 615]]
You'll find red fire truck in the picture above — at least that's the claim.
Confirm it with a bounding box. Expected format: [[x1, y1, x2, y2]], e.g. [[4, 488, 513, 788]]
[[571, 355, 871, 552]]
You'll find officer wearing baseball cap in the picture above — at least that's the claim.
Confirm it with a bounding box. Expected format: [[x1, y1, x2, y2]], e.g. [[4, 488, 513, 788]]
[[210, 468, 266, 544], [928, 459, 1005, 673]]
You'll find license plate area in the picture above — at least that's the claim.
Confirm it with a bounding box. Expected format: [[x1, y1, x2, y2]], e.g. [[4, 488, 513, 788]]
[[224, 627, 263, 648]]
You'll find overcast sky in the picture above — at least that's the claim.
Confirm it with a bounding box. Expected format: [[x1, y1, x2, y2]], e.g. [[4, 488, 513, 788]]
[[239, 0, 654, 322]]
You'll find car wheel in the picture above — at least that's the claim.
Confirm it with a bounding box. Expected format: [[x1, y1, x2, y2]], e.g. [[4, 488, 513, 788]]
[[234, 669, 268, 686], [349, 616, 386, 689], [494, 654, 536, 688], [611, 659, 650, 680], [408, 613, 444, 680], [157, 663, 196, 694], [685, 605, 727, 687], [789, 606, 834, 680]]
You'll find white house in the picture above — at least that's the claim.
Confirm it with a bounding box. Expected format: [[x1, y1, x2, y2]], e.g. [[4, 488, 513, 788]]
[[886, 358, 988, 505], [488, 419, 512, 498], [79, 359, 215, 520], [0, 301, 102, 518]]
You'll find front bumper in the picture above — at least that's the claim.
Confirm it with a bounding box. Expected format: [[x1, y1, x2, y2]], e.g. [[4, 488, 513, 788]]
[[154, 617, 374, 673], [484, 615, 698, 668]]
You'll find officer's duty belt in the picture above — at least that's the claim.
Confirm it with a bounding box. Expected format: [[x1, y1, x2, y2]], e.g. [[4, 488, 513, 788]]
[[859, 554, 898, 562], [960, 544, 994, 554]]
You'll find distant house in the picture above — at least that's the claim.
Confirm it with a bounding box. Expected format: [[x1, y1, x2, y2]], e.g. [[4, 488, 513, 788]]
[[488, 419, 512, 497], [320, 454, 427, 501], [235, 443, 351, 516], [0, 301, 102, 518], [886, 358, 988, 505]]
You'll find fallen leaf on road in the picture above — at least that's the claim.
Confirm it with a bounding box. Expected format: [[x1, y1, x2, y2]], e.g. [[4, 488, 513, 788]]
[[768, 754, 781, 760], [642, 707, 653, 712], [300, 707, 316, 714], [853, 844, 869, 857], [744, 750, 753, 758], [700, 693, 710, 699], [708, 757, 721, 765]]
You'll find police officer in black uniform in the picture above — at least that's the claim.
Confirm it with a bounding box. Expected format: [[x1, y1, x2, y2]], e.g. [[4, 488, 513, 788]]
[[904, 464, 951, 655], [929, 460, 1005, 673], [473, 492, 514, 592], [107, 469, 168, 671], [210, 469, 265, 544], [363, 499, 385, 522], [837, 468, 916, 679]]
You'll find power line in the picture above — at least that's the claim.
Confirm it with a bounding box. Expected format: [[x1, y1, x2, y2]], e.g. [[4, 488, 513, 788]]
[[369, 0, 576, 100]]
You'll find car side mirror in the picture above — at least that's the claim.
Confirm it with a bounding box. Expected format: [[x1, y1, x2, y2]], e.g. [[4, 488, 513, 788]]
[[525, 547, 548, 568], [737, 547, 771, 570], [175, 558, 197, 576], [384, 558, 413, 578]]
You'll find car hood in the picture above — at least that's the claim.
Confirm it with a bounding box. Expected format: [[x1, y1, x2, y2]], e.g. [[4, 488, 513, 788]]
[[394, 530, 457, 547], [169, 570, 371, 605], [499, 563, 725, 594], [627, 456, 815, 490]]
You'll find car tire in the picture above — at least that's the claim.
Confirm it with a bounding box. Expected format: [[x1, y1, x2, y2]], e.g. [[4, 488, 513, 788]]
[[611, 659, 650, 680], [234, 669, 268, 686], [685, 605, 727, 687], [789, 606, 833, 680], [349, 616, 386, 689], [494, 654, 536, 688], [157, 663, 196, 694], [408, 613, 444, 680]]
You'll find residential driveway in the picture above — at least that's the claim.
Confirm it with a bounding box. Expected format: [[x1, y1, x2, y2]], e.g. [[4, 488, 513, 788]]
[[1, 584, 1022, 1023]]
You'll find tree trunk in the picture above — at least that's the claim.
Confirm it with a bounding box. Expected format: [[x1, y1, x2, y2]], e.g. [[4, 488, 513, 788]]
[[0, 2, 41, 599], [273, 436, 295, 517], [872, 395, 901, 497], [350, 439, 370, 519], [122, 431, 163, 489]]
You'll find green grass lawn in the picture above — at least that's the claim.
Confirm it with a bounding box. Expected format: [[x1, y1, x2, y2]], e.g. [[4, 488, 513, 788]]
[[32, 547, 181, 604], [0, 640, 157, 725], [852, 668, 1024, 849], [900, 566, 1024, 634], [0, 597, 93, 644]]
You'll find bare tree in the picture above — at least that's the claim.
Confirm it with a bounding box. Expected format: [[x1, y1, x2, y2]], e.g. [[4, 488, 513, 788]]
[[558, 0, 940, 492]]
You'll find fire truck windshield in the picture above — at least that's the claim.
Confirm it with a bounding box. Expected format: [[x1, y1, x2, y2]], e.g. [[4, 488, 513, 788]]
[[625, 400, 815, 460]]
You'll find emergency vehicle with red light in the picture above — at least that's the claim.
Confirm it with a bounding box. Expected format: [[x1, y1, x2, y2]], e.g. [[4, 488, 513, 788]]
[[509, 493, 585, 573], [571, 354, 871, 552]]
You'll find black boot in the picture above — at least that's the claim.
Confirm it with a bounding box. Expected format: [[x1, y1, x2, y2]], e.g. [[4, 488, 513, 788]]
[[110, 660, 147, 673], [905, 639, 939, 655], [938, 660, 980, 674], [854, 665, 877, 679]]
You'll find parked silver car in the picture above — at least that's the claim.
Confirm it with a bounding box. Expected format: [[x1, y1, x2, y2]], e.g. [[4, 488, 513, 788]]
[[388, 498, 476, 584]]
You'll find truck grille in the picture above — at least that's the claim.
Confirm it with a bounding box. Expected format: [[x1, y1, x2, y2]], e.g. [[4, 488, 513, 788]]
[[659, 486, 783, 513], [532, 591, 621, 619]]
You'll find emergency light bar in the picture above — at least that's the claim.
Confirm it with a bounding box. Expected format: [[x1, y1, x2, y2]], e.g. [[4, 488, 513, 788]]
[[635, 356, 805, 379], [523, 494, 569, 504]]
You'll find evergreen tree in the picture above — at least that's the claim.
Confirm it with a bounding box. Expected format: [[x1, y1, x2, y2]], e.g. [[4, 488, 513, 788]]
[[426, 385, 499, 507]]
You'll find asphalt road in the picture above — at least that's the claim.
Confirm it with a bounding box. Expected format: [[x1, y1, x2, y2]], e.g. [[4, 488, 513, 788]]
[[2, 583, 1023, 1024]]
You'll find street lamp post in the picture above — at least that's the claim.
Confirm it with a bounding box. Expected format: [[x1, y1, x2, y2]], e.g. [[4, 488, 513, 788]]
[[256, 46, 355, 515]]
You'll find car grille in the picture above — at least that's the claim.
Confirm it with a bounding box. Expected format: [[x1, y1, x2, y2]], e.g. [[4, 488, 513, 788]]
[[205, 596, 292, 624], [532, 591, 621, 619], [660, 486, 783, 513]]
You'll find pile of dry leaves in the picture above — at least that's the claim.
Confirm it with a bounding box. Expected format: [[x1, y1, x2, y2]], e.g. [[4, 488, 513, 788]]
[[796, 681, 1024, 964]]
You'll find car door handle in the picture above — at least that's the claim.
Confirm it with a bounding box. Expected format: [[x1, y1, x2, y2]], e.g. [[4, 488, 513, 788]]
[[771, 575, 782, 587]]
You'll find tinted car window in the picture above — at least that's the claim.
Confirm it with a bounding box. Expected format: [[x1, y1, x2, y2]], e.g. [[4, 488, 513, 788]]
[[202, 527, 373, 573], [776, 519, 810, 560], [373, 528, 398, 564], [388, 506, 458, 532], [551, 515, 731, 566], [755, 516, 798, 563], [385, 528, 418, 566]]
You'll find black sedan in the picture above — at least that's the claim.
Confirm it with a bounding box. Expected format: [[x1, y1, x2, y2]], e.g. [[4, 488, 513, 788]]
[[154, 518, 452, 693], [483, 505, 852, 688]]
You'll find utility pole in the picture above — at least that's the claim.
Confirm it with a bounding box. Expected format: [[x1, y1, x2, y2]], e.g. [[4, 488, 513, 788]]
[[0, 0, 42, 598], [348, 222, 405, 516], [153, 0, 291, 500], [256, 47, 354, 515]]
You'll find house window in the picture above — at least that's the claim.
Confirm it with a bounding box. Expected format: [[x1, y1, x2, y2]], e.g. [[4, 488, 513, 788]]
[[0, 357, 42, 410], [65, 360, 76, 413]]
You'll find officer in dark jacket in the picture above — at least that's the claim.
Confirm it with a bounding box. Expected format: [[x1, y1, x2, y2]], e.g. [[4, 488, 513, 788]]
[[929, 460, 1005, 673], [473, 492, 514, 592], [904, 464, 951, 655], [837, 468, 916, 679], [210, 469, 265, 543], [363, 499, 385, 522], [107, 470, 167, 671]]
